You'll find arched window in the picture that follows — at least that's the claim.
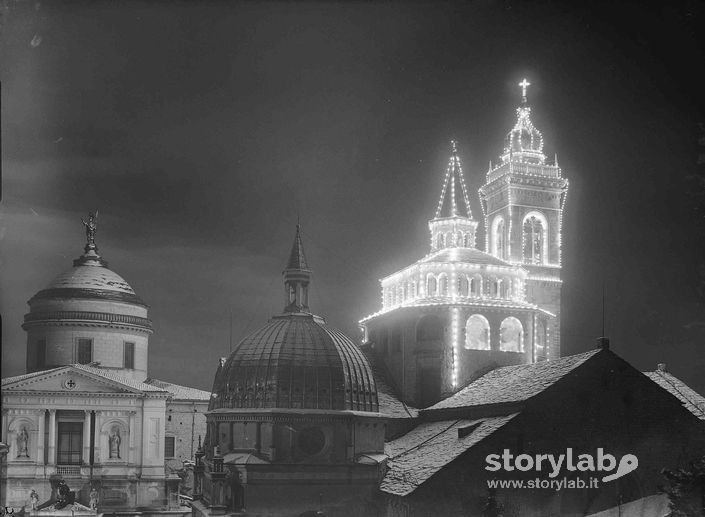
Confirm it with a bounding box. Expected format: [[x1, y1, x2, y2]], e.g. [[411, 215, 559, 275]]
[[470, 275, 482, 297], [455, 232, 462, 247], [436, 234, 444, 249], [500, 277, 511, 299], [465, 315, 490, 350], [427, 275, 438, 296], [457, 275, 469, 297], [500, 317, 524, 352], [492, 216, 506, 259], [490, 277, 500, 298], [463, 233, 471, 248], [438, 274, 449, 296], [523, 213, 547, 265]]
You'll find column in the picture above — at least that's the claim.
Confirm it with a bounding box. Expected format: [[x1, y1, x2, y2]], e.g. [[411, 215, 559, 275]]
[[128, 411, 136, 465], [1, 409, 8, 443], [36, 410, 45, 465], [93, 410, 101, 464], [83, 410, 91, 464], [47, 409, 56, 465]]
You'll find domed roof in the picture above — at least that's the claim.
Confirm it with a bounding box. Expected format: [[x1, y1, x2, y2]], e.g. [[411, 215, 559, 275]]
[[47, 262, 135, 294], [29, 213, 146, 306], [500, 79, 546, 165], [209, 225, 378, 413], [210, 314, 378, 412], [503, 106, 544, 156]]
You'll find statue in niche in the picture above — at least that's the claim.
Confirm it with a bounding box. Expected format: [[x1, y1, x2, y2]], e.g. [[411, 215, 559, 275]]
[[16, 426, 29, 458], [30, 489, 39, 510], [109, 427, 121, 459], [88, 486, 99, 511]]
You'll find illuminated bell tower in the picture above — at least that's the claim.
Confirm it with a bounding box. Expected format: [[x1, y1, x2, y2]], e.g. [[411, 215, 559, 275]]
[[479, 80, 569, 358]]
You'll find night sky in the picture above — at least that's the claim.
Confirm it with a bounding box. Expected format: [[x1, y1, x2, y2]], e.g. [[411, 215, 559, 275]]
[[2, 1, 704, 393]]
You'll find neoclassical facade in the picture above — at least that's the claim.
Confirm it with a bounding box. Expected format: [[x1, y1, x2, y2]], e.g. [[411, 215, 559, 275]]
[[360, 82, 568, 407], [1, 215, 210, 512]]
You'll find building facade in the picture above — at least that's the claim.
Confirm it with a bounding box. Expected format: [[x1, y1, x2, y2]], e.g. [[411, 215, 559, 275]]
[[360, 82, 566, 408], [1, 214, 210, 513]]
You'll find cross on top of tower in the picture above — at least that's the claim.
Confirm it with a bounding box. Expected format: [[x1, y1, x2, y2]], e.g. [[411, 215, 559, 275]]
[[519, 78, 531, 103]]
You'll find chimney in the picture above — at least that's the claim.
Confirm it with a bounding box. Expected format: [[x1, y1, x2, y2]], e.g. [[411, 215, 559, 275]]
[[596, 337, 610, 350], [657, 363, 667, 372]]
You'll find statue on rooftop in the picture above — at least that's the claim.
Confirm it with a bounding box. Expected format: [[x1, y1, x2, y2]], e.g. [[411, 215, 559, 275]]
[[81, 211, 98, 247]]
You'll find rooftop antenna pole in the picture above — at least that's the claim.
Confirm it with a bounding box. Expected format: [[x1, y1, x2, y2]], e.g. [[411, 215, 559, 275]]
[[601, 280, 606, 338], [229, 310, 233, 353]]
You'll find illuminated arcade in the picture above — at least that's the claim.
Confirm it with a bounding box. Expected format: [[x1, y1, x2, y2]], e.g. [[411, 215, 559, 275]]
[[360, 80, 568, 407]]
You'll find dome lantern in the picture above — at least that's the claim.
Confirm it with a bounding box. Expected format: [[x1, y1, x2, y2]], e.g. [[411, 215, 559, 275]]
[[500, 78, 546, 165]]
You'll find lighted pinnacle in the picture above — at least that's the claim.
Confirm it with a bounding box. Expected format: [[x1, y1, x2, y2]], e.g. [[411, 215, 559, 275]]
[[519, 78, 530, 103]]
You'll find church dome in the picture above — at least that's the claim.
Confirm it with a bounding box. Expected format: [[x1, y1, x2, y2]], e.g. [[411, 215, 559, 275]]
[[209, 225, 379, 413], [31, 251, 146, 306], [211, 313, 378, 412], [23, 213, 152, 380]]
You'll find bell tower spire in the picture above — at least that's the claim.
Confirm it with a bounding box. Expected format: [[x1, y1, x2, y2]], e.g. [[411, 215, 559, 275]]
[[479, 79, 569, 359], [283, 224, 312, 313], [429, 141, 478, 252]]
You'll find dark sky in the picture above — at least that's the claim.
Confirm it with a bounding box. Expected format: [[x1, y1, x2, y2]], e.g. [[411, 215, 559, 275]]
[[2, 1, 704, 393]]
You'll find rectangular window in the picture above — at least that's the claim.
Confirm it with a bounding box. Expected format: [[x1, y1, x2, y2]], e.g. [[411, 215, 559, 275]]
[[57, 422, 83, 465], [77, 339, 92, 364], [36, 339, 47, 368], [124, 342, 135, 369], [164, 436, 175, 458]]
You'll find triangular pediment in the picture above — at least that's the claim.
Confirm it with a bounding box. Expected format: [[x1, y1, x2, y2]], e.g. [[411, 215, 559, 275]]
[[3, 366, 148, 395]]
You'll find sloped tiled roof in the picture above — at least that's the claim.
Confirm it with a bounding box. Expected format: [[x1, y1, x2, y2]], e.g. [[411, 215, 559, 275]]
[[361, 347, 418, 419], [644, 370, 705, 421], [427, 349, 601, 411], [2, 367, 64, 386], [3, 365, 167, 394], [145, 378, 211, 401], [380, 414, 518, 496], [71, 364, 167, 392], [418, 247, 512, 267]]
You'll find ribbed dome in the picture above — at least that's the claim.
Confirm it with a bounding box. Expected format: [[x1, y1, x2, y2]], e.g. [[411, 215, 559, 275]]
[[210, 313, 379, 412]]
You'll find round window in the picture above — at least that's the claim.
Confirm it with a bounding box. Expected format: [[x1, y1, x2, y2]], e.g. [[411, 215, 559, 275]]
[[297, 427, 326, 456]]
